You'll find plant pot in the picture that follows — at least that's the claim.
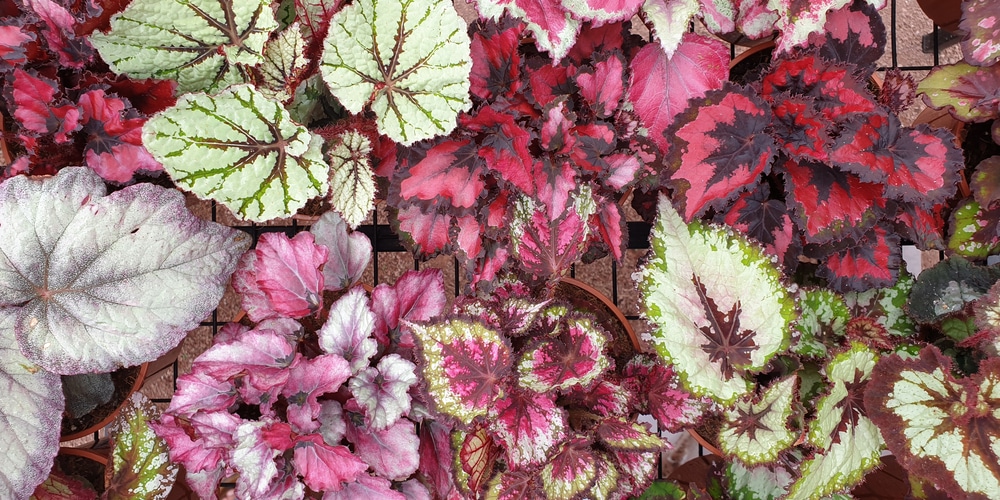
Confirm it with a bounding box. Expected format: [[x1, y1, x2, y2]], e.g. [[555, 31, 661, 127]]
[[686, 416, 724, 457], [55, 444, 109, 495], [147, 344, 183, 379], [916, 0, 962, 33], [554, 277, 641, 368], [60, 362, 148, 442]]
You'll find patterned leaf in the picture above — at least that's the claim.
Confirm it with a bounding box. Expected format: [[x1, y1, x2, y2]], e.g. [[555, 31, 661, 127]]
[[807, 0, 886, 76], [664, 83, 776, 221], [9, 69, 80, 143], [842, 269, 917, 339], [919, 62, 1000, 122], [30, 467, 97, 500], [576, 54, 625, 119], [509, 186, 597, 282], [192, 330, 296, 399], [760, 54, 877, 122], [318, 287, 377, 374], [637, 194, 795, 403], [560, 0, 643, 22], [596, 418, 666, 452], [371, 269, 446, 348], [143, 85, 329, 222], [0, 167, 248, 374], [0, 309, 64, 500], [411, 318, 512, 424], [418, 420, 458, 499], [517, 316, 610, 392], [787, 344, 883, 500], [640, 0, 699, 59], [906, 256, 1000, 324], [345, 417, 420, 481], [815, 225, 902, 292], [319, 0, 472, 145], [717, 183, 800, 271], [627, 33, 729, 154], [538, 438, 599, 499], [864, 346, 1000, 500], [718, 375, 798, 465], [960, 0, 1000, 66], [395, 206, 453, 255], [948, 199, 1000, 259], [310, 211, 372, 291], [469, 20, 523, 101], [349, 353, 418, 430], [292, 434, 368, 492], [0, 24, 34, 67], [475, 0, 580, 62], [165, 371, 237, 419], [793, 288, 850, 358], [624, 356, 704, 432], [255, 232, 328, 318], [781, 158, 883, 244], [454, 424, 500, 496], [488, 389, 567, 467], [105, 393, 178, 499], [90, 0, 277, 92], [972, 156, 1000, 208], [283, 354, 352, 433], [257, 24, 310, 102], [725, 461, 794, 500], [77, 89, 163, 184], [769, 0, 857, 54], [328, 130, 376, 228], [398, 140, 485, 210]]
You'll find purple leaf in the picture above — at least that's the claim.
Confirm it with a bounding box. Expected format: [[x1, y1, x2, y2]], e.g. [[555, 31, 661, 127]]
[[192, 330, 296, 401], [311, 211, 372, 292], [255, 232, 328, 318], [293, 434, 369, 492], [282, 354, 352, 434], [960, 0, 1000, 66], [165, 371, 237, 419], [318, 287, 377, 373], [418, 419, 458, 499], [345, 416, 420, 480], [323, 474, 406, 499], [349, 353, 418, 430]]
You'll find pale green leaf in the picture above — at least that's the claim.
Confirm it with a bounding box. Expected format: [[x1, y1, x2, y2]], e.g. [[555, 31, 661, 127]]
[[793, 288, 850, 358], [106, 393, 178, 499], [718, 375, 798, 465], [641, 0, 700, 59], [90, 0, 277, 93], [725, 461, 794, 500], [319, 0, 473, 145], [843, 269, 916, 338], [143, 84, 329, 222], [327, 130, 375, 228], [258, 24, 310, 102]]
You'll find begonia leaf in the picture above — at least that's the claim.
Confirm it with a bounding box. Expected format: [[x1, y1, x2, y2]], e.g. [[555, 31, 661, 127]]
[[596, 418, 666, 452], [906, 256, 1000, 324], [509, 186, 596, 282], [793, 289, 850, 358], [483, 469, 541, 499], [488, 389, 567, 467], [150, 412, 239, 478], [310, 211, 372, 291], [10, 69, 80, 143], [576, 55, 625, 119], [255, 232, 328, 319], [879, 68, 918, 114], [624, 356, 703, 432], [398, 140, 485, 210], [282, 354, 351, 433], [0, 308, 64, 500], [517, 316, 610, 392], [960, 0, 1000, 66], [165, 371, 237, 419], [395, 206, 452, 255], [769, 0, 865, 55], [664, 83, 776, 221], [30, 467, 97, 500], [718, 183, 800, 270], [232, 251, 282, 323], [842, 270, 917, 338], [0, 167, 248, 374], [418, 419, 458, 499], [781, 157, 883, 243], [639, 0, 699, 59], [807, 0, 886, 76], [864, 346, 1000, 500], [815, 225, 901, 292], [324, 474, 405, 499], [454, 424, 500, 497], [560, 0, 643, 22], [475, 0, 580, 62], [527, 62, 576, 109], [292, 434, 368, 492], [327, 129, 376, 229], [626, 33, 729, 154], [90, 0, 276, 92], [469, 20, 523, 101], [77, 89, 163, 184], [192, 330, 296, 399], [972, 156, 1000, 208], [349, 353, 418, 430], [318, 400, 347, 445], [345, 416, 420, 480], [788, 344, 883, 500], [770, 95, 831, 163], [0, 24, 34, 67], [637, 194, 795, 403], [143, 84, 329, 222], [718, 375, 798, 465], [294, 0, 343, 45], [371, 269, 446, 348], [105, 393, 178, 499], [318, 287, 377, 374], [24, 0, 93, 67], [919, 61, 1000, 122], [725, 461, 794, 500], [231, 421, 281, 498], [948, 199, 1000, 259], [411, 318, 511, 424], [829, 111, 963, 208], [538, 438, 601, 499], [257, 24, 310, 103], [319, 0, 472, 145], [760, 54, 877, 122], [696, 0, 736, 34], [894, 201, 947, 251]]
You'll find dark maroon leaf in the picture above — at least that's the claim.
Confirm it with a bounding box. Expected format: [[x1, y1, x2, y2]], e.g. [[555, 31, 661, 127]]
[[806, 0, 886, 76], [769, 94, 830, 162], [461, 106, 535, 194], [469, 19, 523, 101], [781, 157, 883, 244], [878, 68, 917, 114], [718, 183, 801, 271], [813, 225, 901, 291], [567, 21, 625, 64], [760, 53, 876, 123]]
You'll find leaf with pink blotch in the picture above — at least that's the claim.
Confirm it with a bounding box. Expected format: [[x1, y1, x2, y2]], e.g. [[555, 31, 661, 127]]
[[10, 69, 80, 143], [282, 354, 352, 434], [395, 205, 453, 256], [165, 371, 237, 418], [255, 231, 328, 318], [323, 474, 406, 499], [345, 416, 420, 480], [469, 20, 523, 101], [461, 107, 535, 195], [488, 389, 567, 467], [517, 316, 610, 392], [576, 54, 625, 118], [318, 287, 377, 374], [509, 187, 596, 282], [0, 24, 34, 67], [293, 434, 368, 492], [960, 0, 1000, 66], [191, 330, 296, 399], [349, 353, 418, 430], [232, 252, 281, 322], [310, 211, 372, 292], [78, 89, 162, 183], [418, 419, 458, 499], [371, 269, 447, 348]]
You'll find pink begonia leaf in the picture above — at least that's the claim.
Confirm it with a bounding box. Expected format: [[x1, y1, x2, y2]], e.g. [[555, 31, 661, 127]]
[[603, 153, 642, 191], [568, 122, 615, 174], [192, 330, 296, 398], [150, 413, 236, 476], [538, 438, 602, 499], [627, 33, 729, 154], [533, 160, 576, 219], [322, 474, 406, 500], [697, 0, 735, 34], [213, 321, 252, 345], [372, 269, 447, 348], [231, 422, 280, 498], [345, 416, 420, 480], [232, 251, 282, 322], [473, 282, 550, 336], [771, 0, 859, 55], [310, 211, 371, 292], [78, 89, 162, 183], [612, 449, 659, 497], [461, 107, 535, 195], [349, 353, 417, 430], [596, 418, 666, 452], [319, 401, 347, 445], [560, 0, 643, 22], [528, 63, 577, 108], [165, 371, 237, 418], [960, 0, 1000, 66], [564, 378, 631, 417], [31, 466, 98, 500], [576, 54, 625, 118], [509, 187, 595, 282], [318, 287, 377, 373], [541, 99, 576, 153], [294, 434, 369, 493], [24, 0, 93, 67], [255, 231, 328, 318], [418, 419, 458, 499], [567, 20, 625, 62], [282, 354, 352, 434], [0, 24, 34, 67], [182, 467, 228, 500], [469, 21, 523, 101], [624, 355, 703, 432], [456, 215, 483, 260], [488, 389, 568, 467], [395, 205, 453, 255], [399, 479, 432, 500], [517, 316, 610, 392], [260, 421, 296, 453], [476, 0, 580, 62], [10, 69, 80, 143], [399, 139, 485, 209], [808, 0, 886, 76], [592, 198, 626, 261]]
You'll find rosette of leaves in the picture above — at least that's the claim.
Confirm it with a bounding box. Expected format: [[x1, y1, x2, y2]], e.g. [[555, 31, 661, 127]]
[[0, 0, 176, 181], [152, 229, 456, 497], [409, 282, 703, 498]]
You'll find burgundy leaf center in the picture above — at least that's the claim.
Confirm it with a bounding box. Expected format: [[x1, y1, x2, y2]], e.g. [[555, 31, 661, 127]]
[[692, 276, 758, 379]]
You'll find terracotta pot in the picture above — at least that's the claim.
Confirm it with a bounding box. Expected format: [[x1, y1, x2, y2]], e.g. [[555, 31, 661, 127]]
[[916, 0, 962, 33], [60, 362, 149, 442], [685, 414, 724, 457], [147, 344, 183, 379], [58, 444, 195, 499]]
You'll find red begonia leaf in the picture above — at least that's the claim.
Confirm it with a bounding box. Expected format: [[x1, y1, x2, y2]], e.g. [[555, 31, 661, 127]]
[[488, 388, 567, 467], [399, 139, 485, 210], [517, 316, 610, 392], [395, 205, 452, 255], [469, 19, 523, 101], [960, 0, 1000, 66], [576, 54, 624, 118], [349, 353, 417, 430], [878, 68, 918, 114], [255, 231, 328, 318], [310, 211, 371, 292], [560, 0, 643, 23], [806, 0, 886, 77], [781, 157, 883, 243], [371, 268, 447, 349], [24, 0, 92, 67], [31, 466, 97, 500], [418, 419, 458, 499], [592, 199, 626, 261], [345, 416, 420, 480], [325, 474, 406, 499], [894, 201, 946, 251], [78, 89, 161, 183], [567, 21, 625, 63], [718, 183, 801, 271], [527, 60, 576, 108], [830, 111, 963, 208], [814, 225, 901, 291], [624, 355, 704, 433], [664, 84, 776, 221], [165, 371, 237, 419], [540, 98, 576, 153], [292, 434, 368, 492], [770, 94, 830, 163], [318, 287, 377, 373], [533, 159, 577, 217], [760, 54, 876, 123], [283, 354, 351, 434], [563, 378, 630, 417], [509, 187, 595, 282], [10, 69, 79, 143], [456, 215, 483, 260], [627, 33, 729, 154], [476, 0, 580, 62], [0, 24, 34, 66], [569, 122, 615, 174], [192, 330, 296, 399], [411, 318, 512, 424], [461, 107, 535, 194], [456, 424, 501, 497]]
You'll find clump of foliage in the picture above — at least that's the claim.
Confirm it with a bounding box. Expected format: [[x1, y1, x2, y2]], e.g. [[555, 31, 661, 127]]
[[409, 281, 704, 498]]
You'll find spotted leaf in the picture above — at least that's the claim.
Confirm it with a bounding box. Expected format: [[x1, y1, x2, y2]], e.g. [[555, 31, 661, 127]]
[[143, 85, 329, 222], [637, 194, 795, 403], [718, 375, 798, 465], [919, 61, 1000, 122], [517, 316, 610, 392], [488, 389, 567, 467], [105, 393, 179, 499], [948, 199, 1000, 259], [538, 438, 601, 499], [793, 288, 850, 358], [769, 0, 860, 54], [960, 0, 1000, 66]]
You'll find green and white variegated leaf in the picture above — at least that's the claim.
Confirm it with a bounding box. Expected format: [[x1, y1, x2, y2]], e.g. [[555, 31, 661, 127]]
[[793, 288, 849, 358], [725, 460, 794, 500], [258, 24, 310, 103], [327, 130, 375, 228], [718, 375, 798, 465], [106, 393, 178, 499], [143, 85, 329, 222], [843, 269, 916, 337], [319, 0, 473, 145], [287, 74, 341, 126], [90, 0, 277, 93], [787, 344, 883, 500], [637, 194, 795, 403], [641, 0, 700, 59]]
